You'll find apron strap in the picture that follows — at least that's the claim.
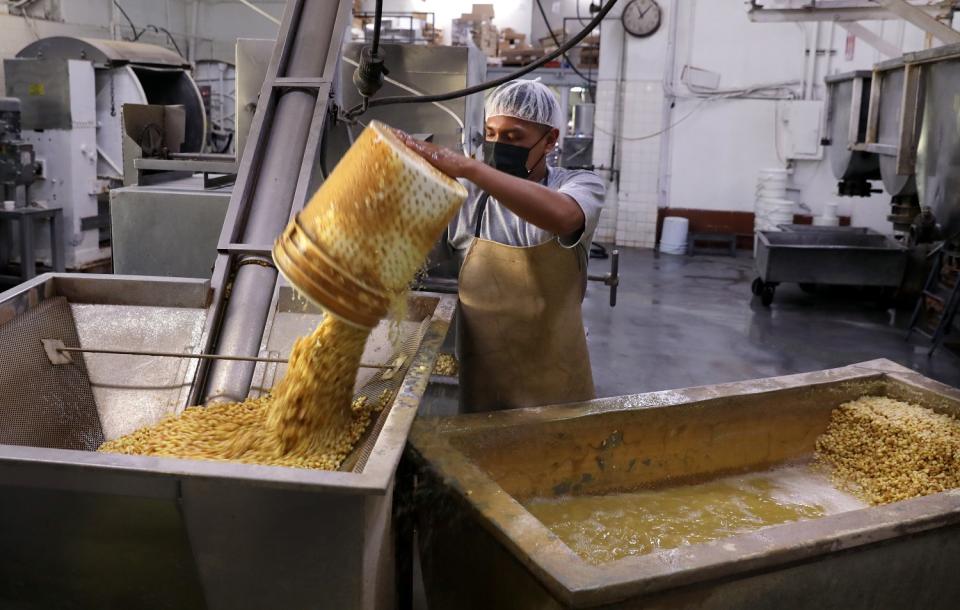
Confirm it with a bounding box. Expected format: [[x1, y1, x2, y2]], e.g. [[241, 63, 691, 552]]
[[473, 192, 491, 238]]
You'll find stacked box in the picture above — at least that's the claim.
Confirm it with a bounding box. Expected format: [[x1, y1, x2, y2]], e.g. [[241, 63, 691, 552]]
[[451, 3, 499, 57]]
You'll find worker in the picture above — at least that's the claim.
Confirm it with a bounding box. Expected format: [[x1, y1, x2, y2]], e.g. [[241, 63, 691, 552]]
[[394, 80, 605, 413]]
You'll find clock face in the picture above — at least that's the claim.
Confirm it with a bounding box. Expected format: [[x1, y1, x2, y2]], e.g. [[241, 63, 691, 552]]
[[622, 0, 662, 38]]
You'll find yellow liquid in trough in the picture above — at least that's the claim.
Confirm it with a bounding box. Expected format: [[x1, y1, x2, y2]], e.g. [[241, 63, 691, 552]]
[[524, 465, 864, 565]]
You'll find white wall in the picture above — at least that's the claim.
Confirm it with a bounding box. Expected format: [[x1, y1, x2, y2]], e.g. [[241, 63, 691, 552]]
[[593, 0, 941, 247], [193, 1, 283, 61]]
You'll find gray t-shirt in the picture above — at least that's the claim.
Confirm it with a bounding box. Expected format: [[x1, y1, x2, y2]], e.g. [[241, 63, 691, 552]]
[[448, 166, 606, 264]]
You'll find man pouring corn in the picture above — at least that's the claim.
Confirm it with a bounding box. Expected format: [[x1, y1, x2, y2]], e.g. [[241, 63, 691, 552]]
[[396, 80, 606, 413]]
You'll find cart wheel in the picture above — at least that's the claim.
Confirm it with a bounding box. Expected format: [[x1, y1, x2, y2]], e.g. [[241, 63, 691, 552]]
[[761, 284, 776, 307], [751, 278, 764, 296]]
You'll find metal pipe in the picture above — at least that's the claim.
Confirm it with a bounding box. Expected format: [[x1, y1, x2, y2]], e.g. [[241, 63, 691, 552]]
[[202, 0, 344, 403], [657, 0, 681, 210], [189, 0, 199, 62]]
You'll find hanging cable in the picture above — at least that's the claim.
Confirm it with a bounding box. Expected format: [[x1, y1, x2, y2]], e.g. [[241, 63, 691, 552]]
[[371, 0, 384, 56], [533, 0, 596, 84], [347, 0, 619, 118], [112, 0, 143, 40], [143, 24, 184, 57], [341, 54, 468, 153]]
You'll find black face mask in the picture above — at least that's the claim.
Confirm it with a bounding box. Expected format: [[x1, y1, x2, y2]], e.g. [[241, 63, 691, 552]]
[[482, 129, 551, 179]]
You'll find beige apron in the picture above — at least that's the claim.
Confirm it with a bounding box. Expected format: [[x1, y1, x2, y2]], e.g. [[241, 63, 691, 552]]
[[457, 236, 595, 413]]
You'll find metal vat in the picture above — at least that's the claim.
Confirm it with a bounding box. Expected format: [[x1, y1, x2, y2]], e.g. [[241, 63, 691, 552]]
[[752, 230, 907, 305], [409, 360, 960, 609], [865, 57, 918, 199], [824, 71, 880, 185], [909, 43, 960, 236], [0, 273, 455, 610]]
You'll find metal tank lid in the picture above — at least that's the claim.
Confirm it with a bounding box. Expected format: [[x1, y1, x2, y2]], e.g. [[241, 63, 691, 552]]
[[824, 70, 873, 84], [16, 36, 189, 68]]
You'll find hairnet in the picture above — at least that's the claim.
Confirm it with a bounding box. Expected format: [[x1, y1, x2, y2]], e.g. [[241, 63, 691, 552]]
[[485, 80, 563, 130]]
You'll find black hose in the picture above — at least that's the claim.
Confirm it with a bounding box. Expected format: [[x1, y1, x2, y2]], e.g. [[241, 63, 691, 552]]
[[533, 0, 596, 84], [144, 24, 185, 58], [371, 0, 384, 56], [346, 0, 619, 117], [112, 0, 143, 40]]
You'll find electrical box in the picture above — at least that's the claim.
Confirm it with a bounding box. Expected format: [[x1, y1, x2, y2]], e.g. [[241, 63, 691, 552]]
[[778, 100, 824, 160]]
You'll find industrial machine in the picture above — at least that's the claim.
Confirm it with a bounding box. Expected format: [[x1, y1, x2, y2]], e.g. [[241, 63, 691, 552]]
[[561, 102, 595, 169], [0, 1, 462, 607], [3, 36, 206, 271], [0, 97, 37, 207], [0, 0, 617, 604], [332, 42, 486, 156], [108, 38, 274, 278], [756, 46, 960, 307], [823, 71, 881, 197], [862, 57, 921, 235], [0, 96, 55, 285]]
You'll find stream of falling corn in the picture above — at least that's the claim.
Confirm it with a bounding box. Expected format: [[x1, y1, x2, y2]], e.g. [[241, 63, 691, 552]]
[[99, 316, 384, 471], [99, 121, 466, 472]]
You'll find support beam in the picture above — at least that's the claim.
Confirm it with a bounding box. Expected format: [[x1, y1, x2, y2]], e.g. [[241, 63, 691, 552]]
[[872, 0, 960, 44], [839, 22, 902, 57], [747, 0, 944, 23]]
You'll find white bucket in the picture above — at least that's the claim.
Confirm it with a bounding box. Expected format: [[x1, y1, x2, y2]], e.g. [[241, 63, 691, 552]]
[[757, 168, 790, 199], [757, 197, 795, 217], [659, 216, 689, 256], [822, 202, 839, 219]]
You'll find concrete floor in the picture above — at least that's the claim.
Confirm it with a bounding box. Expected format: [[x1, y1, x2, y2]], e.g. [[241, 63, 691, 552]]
[[582, 247, 960, 397]]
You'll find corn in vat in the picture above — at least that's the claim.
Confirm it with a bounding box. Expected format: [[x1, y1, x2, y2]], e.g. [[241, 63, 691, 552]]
[[410, 360, 960, 609], [0, 273, 455, 610]]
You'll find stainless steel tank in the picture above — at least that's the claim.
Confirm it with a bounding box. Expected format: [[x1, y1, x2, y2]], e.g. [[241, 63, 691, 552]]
[[572, 103, 595, 136], [0, 273, 455, 610], [410, 360, 960, 609], [909, 43, 960, 236], [866, 57, 917, 198], [824, 71, 880, 189]]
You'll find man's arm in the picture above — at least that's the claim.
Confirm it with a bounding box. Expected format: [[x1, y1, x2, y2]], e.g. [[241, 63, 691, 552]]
[[394, 131, 584, 236]]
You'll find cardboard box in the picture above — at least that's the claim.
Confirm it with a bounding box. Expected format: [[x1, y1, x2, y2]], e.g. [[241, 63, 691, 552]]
[[500, 46, 545, 66], [472, 4, 495, 20]]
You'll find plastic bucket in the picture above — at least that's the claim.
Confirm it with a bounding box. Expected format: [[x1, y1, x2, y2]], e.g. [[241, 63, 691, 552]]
[[273, 120, 468, 328], [757, 169, 790, 198], [659, 217, 689, 256]]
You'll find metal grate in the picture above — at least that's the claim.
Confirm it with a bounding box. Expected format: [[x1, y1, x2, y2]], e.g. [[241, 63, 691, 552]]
[[0, 297, 105, 450], [342, 316, 432, 473]]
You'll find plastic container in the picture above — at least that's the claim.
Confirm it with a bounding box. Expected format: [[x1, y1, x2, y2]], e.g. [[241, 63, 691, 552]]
[[659, 217, 689, 255], [757, 168, 790, 199], [273, 120, 467, 328]]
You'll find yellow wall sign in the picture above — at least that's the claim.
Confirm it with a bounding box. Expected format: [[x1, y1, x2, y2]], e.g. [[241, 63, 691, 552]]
[[27, 83, 45, 96]]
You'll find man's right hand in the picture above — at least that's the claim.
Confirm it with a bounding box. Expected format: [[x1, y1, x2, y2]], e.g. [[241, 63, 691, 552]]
[[391, 128, 475, 179]]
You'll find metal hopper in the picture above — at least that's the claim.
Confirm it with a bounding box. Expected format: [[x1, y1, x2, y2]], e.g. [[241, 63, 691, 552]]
[[0, 273, 455, 609]]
